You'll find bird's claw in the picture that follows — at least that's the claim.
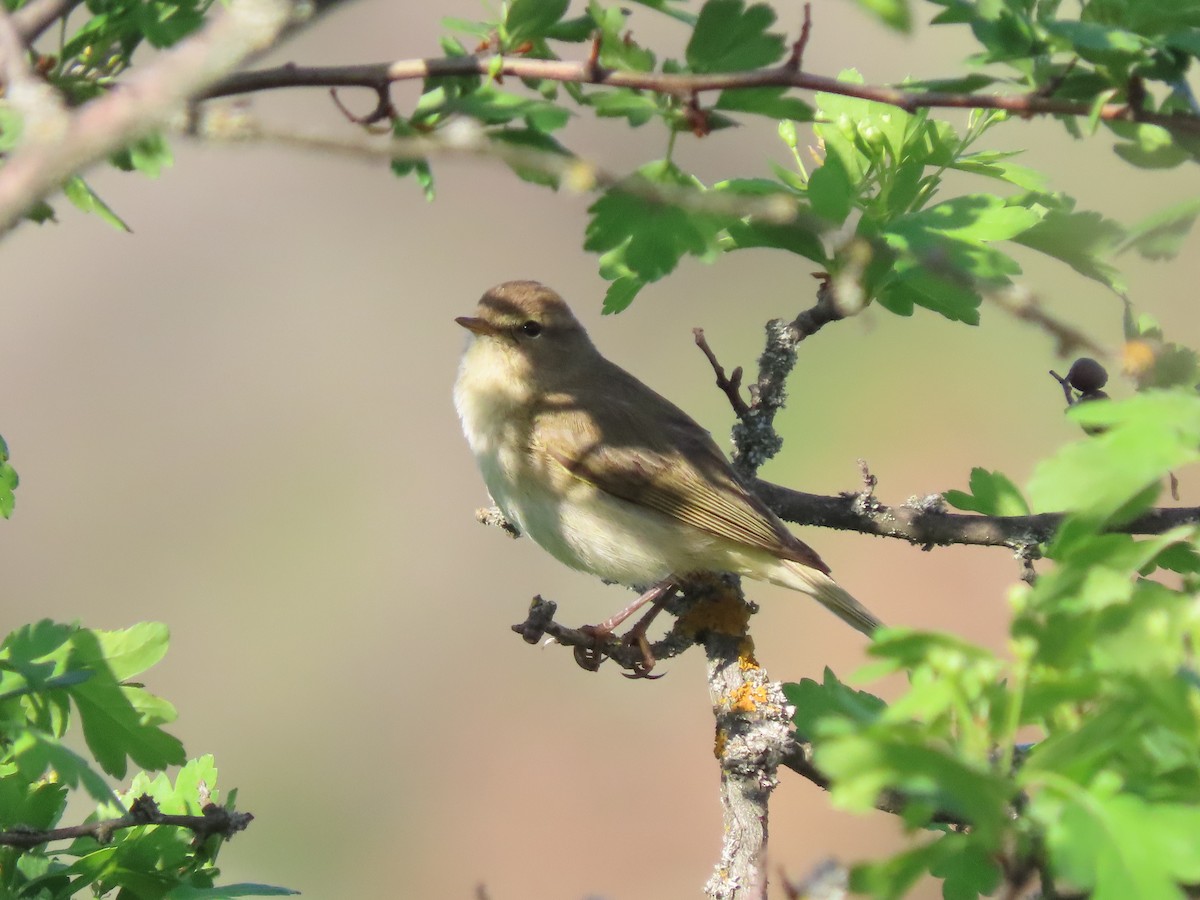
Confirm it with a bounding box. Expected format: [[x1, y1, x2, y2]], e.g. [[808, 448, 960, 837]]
[[572, 643, 604, 671], [573, 624, 610, 672], [620, 629, 663, 679]]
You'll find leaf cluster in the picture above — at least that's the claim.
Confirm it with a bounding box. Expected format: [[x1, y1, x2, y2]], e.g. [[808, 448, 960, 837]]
[[392, 0, 1198, 317], [0, 620, 290, 899], [3, 0, 187, 227], [790, 388, 1200, 898]]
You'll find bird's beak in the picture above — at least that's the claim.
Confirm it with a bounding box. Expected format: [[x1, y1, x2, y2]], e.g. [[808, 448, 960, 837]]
[[455, 316, 500, 337]]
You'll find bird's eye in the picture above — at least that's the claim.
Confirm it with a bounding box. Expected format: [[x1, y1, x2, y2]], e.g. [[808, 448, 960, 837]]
[[520, 320, 543, 337]]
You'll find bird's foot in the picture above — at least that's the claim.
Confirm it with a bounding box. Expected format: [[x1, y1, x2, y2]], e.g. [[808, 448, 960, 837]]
[[620, 628, 662, 680], [574, 623, 612, 671], [571, 623, 663, 678]]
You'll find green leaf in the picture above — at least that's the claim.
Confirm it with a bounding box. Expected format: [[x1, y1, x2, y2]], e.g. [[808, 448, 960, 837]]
[[1011, 192, 1127, 291], [602, 277, 644, 314], [168, 885, 301, 898], [944, 467, 1030, 516], [446, 86, 571, 131], [12, 731, 119, 805], [1112, 123, 1193, 170], [783, 668, 887, 738], [504, 0, 569, 44], [585, 161, 729, 284], [94, 622, 170, 682], [62, 177, 131, 232], [895, 194, 1043, 243], [1028, 390, 1200, 522], [807, 151, 855, 224], [1033, 788, 1200, 899], [714, 86, 813, 121], [1119, 197, 1200, 260], [817, 731, 1012, 836], [685, 0, 786, 72], [0, 433, 17, 518], [587, 89, 661, 127], [852, 838, 951, 898], [850, 0, 912, 32], [946, 154, 1048, 191], [1044, 21, 1149, 65], [722, 219, 827, 264], [490, 128, 570, 187], [879, 265, 981, 324], [111, 134, 173, 178], [930, 835, 1003, 900], [589, 3, 656, 71], [390, 120, 434, 200]]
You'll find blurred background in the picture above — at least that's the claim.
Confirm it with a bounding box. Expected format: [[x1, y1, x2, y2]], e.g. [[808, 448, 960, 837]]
[[3, 0, 1198, 896]]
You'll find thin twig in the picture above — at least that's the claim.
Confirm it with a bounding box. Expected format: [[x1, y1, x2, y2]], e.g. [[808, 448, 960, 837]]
[[786, 3, 813, 71], [694, 328, 749, 417], [985, 286, 1108, 358]]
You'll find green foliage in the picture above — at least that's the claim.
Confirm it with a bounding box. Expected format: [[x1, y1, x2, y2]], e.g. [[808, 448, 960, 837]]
[[0, 434, 16, 518], [409, 1, 1200, 319], [787, 381, 1200, 898], [944, 467, 1030, 515], [9, 1, 1200, 897], [5, 0, 197, 225], [0, 621, 288, 898]]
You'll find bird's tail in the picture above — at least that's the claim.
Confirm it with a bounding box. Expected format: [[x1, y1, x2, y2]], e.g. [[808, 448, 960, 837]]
[[778, 559, 882, 636]]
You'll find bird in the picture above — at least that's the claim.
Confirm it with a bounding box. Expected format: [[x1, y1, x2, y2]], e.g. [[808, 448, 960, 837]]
[[453, 280, 880, 667]]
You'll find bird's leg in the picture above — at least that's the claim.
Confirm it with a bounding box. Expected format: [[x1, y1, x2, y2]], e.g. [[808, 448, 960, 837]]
[[574, 579, 678, 676]]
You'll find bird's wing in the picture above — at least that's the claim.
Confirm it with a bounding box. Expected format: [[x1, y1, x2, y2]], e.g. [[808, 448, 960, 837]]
[[535, 371, 831, 575]]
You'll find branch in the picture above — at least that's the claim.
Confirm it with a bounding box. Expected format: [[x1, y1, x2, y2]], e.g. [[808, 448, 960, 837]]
[[11, 0, 83, 44], [200, 54, 1200, 139], [510, 579, 792, 900], [189, 110, 811, 227], [0, 0, 349, 236], [752, 479, 1200, 549], [701, 584, 793, 900], [0, 794, 252, 849], [725, 276, 849, 480]]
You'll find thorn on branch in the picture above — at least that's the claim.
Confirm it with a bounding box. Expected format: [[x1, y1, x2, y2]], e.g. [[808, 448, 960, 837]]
[[329, 84, 396, 129], [585, 30, 602, 81], [1034, 57, 1077, 99], [693, 327, 750, 418], [684, 92, 711, 137]]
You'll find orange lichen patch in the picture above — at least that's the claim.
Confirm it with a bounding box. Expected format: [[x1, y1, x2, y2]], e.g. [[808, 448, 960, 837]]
[[676, 590, 753, 637], [737, 638, 760, 671], [714, 726, 728, 759], [726, 681, 769, 713]]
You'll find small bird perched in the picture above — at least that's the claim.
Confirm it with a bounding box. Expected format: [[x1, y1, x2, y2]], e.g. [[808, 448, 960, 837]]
[[454, 281, 881, 657]]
